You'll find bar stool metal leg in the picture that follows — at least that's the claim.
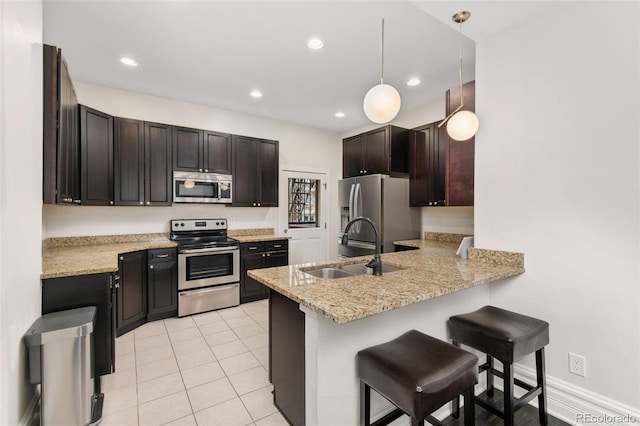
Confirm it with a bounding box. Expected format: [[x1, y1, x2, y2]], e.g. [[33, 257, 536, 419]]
[[361, 381, 371, 426], [486, 355, 494, 398], [503, 363, 514, 426], [451, 340, 461, 419], [463, 387, 475, 426], [536, 348, 549, 425]]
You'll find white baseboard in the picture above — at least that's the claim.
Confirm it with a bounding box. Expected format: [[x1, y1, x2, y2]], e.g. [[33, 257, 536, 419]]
[[373, 366, 640, 426], [513, 364, 640, 426], [18, 387, 40, 426]]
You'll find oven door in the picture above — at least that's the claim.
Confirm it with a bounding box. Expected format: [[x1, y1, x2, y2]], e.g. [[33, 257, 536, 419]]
[[178, 246, 240, 290]]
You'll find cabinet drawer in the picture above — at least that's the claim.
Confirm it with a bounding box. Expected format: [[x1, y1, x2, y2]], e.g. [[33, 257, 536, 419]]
[[265, 240, 288, 251], [148, 248, 177, 263], [241, 242, 266, 255]]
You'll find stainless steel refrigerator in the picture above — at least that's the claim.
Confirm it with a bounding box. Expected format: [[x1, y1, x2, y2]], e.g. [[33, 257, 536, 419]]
[[338, 174, 421, 258]]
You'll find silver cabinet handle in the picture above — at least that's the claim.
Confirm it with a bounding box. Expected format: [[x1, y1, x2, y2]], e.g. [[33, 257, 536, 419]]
[[199, 169, 203, 172], [73, 199, 81, 204], [249, 246, 258, 250], [266, 253, 271, 257], [205, 169, 208, 173], [149, 265, 154, 269], [119, 256, 124, 261], [262, 254, 266, 257], [146, 201, 150, 205], [139, 201, 143, 205], [156, 254, 169, 258], [110, 201, 114, 205], [273, 244, 282, 248], [257, 203, 261, 206]]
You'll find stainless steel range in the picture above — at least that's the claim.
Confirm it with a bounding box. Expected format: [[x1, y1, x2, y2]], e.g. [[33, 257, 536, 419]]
[[170, 219, 240, 317]]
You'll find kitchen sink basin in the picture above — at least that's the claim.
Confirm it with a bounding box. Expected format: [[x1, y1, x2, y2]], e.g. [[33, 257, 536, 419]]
[[302, 262, 404, 279]]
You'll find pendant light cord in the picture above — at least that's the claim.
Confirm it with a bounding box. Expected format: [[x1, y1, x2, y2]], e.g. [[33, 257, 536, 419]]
[[380, 18, 385, 84], [458, 18, 463, 108]]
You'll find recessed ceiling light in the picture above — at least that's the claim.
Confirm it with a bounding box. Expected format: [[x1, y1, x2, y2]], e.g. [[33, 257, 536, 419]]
[[307, 38, 324, 50], [120, 57, 138, 67], [335, 112, 345, 118], [407, 78, 421, 86], [250, 90, 263, 98]]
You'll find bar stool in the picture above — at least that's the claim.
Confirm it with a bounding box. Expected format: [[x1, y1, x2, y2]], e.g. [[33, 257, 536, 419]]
[[357, 330, 478, 426], [448, 306, 549, 426]]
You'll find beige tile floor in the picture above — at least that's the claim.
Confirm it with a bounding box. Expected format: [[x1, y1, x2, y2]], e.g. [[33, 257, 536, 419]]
[[100, 300, 290, 426]]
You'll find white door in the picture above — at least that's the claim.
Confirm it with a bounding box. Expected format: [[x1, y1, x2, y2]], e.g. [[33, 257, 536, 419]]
[[279, 170, 328, 266]]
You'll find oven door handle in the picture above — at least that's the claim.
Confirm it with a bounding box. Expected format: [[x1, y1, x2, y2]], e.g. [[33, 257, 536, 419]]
[[179, 284, 238, 296], [179, 246, 239, 254]]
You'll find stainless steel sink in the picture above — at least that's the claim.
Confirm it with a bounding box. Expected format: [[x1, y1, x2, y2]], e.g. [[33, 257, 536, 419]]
[[302, 262, 404, 279]]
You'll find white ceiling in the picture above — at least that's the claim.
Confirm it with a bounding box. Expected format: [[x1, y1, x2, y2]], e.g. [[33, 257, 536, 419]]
[[43, 1, 557, 133]]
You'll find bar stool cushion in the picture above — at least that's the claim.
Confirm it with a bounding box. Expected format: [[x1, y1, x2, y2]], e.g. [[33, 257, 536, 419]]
[[357, 330, 478, 420], [448, 306, 549, 364]]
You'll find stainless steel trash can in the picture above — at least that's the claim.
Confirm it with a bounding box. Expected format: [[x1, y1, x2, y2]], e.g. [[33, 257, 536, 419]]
[[24, 306, 103, 426]]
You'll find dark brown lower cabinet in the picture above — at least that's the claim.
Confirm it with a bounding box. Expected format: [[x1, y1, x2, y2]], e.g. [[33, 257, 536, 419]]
[[269, 290, 305, 426], [147, 248, 178, 321], [42, 273, 115, 378], [116, 251, 147, 336], [240, 240, 288, 304]]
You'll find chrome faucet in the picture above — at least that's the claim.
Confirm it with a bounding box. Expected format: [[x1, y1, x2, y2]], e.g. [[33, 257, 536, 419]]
[[341, 216, 382, 276]]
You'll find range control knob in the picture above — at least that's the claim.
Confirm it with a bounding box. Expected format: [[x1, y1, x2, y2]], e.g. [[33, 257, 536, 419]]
[[174, 223, 178, 227], [180, 222, 185, 227], [216, 221, 220, 226]]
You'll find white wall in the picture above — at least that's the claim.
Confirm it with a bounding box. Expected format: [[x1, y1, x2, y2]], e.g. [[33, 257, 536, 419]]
[[42, 83, 343, 257], [341, 97, 475, 236], [0, 0, 43, 423], [475, 2, 639, 410]]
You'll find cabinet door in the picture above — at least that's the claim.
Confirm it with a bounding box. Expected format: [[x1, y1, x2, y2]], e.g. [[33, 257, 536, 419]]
[[342, 135, 363, 178], [240, 252, 267, 303], [57, 53, 80, 204], [265, 250, 288, 268], [409, 123, 446, 206], [173, 127, 203, 172], [114, 118, 145, 206], [80, 105, 113, 205], [446, 80, 475, 206], [145, 122, 173, 206], [232, 136, 258, 206], [43, 45, 58, 204], [42, 273, 115, 376], [147, 260, 178, 321], [363, 127, 388, 175], [258, 139, 279, 207], [204, 131, 232, 174], [117, 251, 147, 336]]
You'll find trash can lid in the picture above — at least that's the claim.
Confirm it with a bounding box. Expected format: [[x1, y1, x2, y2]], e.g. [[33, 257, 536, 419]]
[[24, 306, 96, 346]]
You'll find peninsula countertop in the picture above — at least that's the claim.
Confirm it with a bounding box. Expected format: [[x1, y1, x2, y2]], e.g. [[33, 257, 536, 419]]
[[248, 239, 525, 324]]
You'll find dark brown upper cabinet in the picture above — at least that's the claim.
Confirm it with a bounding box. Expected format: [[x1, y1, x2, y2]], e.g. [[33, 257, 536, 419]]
[[43, 44, 80, 205], [80, 105, 113, 206], [409, 80, 475, 207], [409, 123, 446, 207], [232, 136, 279, 207], [445, 80, 475, 206], [342, 125, 409, 178], [114, 119, 173, 206], [145, 122, 173, 206], [173, 127, 232, 174], [114, 118, 145, 206], [204, 131, 232, 174]]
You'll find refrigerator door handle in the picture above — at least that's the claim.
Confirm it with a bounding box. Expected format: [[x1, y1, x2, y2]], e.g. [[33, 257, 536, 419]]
[[354, 183, 362, 233], [348, 184, 356, 224]]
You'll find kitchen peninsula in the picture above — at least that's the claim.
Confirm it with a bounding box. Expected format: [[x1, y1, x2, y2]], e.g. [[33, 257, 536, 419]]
[[248, 235, 525, 425]]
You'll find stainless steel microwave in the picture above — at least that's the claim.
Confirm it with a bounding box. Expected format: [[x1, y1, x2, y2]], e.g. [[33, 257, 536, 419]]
[[173, 171, 232, 204]]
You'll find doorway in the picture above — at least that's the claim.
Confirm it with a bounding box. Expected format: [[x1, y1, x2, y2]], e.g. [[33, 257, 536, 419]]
[[279, 169, 329, 265]]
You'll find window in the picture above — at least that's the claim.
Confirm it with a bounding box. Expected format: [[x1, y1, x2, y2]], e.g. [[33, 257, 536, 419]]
[[288, 178, 319, 227]]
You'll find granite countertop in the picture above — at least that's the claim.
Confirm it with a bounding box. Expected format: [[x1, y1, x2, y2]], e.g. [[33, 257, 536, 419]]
[[248, 238, 525, 324], [41, 234, 176, 279], [41, 228, 290, 279]]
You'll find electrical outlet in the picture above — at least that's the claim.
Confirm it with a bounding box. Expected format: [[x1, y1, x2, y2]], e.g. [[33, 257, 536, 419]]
[[568, 352, 586, 377]]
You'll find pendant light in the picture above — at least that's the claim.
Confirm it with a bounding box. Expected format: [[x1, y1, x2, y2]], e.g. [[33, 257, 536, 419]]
[[363, 18, 401, 124], [438, 11, 479, 141]]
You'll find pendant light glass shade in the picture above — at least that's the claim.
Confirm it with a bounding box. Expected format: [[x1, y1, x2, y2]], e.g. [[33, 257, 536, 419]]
[[363, 83, 401, 124], [447, 110, 479, 141], [363, 19, 401, 124], [438, 11, 479, 141]]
